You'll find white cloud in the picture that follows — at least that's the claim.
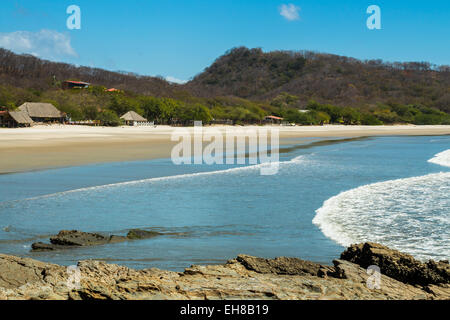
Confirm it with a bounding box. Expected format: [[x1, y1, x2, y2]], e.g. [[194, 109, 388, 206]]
[[279, 4, 301, 21], [0, 29, 77, 60], [165, 76, 188, 84]]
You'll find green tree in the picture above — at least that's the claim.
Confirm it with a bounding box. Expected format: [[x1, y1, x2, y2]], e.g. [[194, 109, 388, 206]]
[[97, 110, 122, 126], [140, 96, 162, 121], [361, 113, 383, 125], [108, 95, 140, 117]]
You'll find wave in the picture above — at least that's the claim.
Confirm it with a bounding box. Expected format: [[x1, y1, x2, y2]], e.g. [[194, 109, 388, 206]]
[[4, 136, 363, 203], [428, 149, 450, 168], [12, 155, 307, 202], [313, 172, 450, 261]]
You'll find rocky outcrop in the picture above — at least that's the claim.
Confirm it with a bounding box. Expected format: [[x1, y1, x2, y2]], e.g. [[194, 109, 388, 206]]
[[340, 242, 450, 286], [235, 255, 334, 277], [31, 229, 161, 251], [49, 230, 117, 246], [126, 229, 162, 240], [1, 243, 449, 300]]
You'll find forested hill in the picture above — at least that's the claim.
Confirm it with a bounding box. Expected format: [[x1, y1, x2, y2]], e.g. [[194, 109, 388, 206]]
[[186, 47, 450, 112], [0, 48, 176, 97], [1, 47, 449, 126], [1, 47, 449, 113]]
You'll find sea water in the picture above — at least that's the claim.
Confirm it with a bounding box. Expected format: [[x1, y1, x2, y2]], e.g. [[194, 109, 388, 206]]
[[0, 135, 448, 270]]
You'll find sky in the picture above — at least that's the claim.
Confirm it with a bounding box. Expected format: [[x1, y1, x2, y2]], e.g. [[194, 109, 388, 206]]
[[0, 0, 449, 83]]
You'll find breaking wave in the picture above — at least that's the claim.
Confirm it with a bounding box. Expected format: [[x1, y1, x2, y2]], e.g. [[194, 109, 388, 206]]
[[313, 150, 450, 261], [428, 149, 450, 168], [11, 154, 307, 203]]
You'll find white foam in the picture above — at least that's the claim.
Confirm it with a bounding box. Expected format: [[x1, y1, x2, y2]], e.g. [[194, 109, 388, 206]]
[[428, 149, 450, 168], [313, 172, 450, 261], [21, 155, 307, 201]]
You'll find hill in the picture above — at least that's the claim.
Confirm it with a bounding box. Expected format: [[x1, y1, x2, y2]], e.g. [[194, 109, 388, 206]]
[[186, 47, 450, 112], [0, 48, 176, 97], [0, 47, 449, 126]]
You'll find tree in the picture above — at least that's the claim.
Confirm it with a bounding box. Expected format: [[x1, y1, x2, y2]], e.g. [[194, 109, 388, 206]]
[[140, 96, 162, 121], [361, 113, 383, 125], [97, 110, 122, 126], [108, 95, 140, 117], [341, 107, 361, 125]]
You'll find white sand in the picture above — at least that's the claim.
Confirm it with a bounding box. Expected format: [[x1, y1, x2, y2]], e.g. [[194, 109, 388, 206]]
[[0, 124, 449, 173]]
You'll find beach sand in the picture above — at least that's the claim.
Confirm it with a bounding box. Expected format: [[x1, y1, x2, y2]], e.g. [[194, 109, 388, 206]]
[[1, 124, 449, 174]]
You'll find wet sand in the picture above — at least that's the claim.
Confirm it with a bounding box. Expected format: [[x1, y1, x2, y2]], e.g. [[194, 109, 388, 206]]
[[0, 124, 449, 174]]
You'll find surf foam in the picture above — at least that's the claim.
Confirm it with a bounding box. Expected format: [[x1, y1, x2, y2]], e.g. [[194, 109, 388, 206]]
[[428, 149, 450, 168], [313, 172, 450, 261], [16, 155, 307, 202]]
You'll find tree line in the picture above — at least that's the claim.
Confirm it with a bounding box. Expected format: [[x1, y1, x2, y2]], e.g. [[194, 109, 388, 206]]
[[0, 46, 449, 126], [1, 83, 449, 126], [186, 47, 450, 113]]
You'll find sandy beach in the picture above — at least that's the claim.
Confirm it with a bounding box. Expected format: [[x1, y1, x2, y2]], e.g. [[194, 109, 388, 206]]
[[0, 124, 449, 174]]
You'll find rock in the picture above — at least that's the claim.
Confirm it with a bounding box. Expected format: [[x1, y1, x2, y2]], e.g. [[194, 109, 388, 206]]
[[235, 254, 326, 276], [30, 228, 164, 252], [423, 284, 450, 300], [31, 230, 129, 251], [50, 230, 112, 246], [109, 235, 128, 243], [31, 242, 69, 251], [332, 259, 436, 299], [0, 254, 63, 290], [1, 242, 448, 300], [126, 229, 162, 240], [340, 242, 450, 286]]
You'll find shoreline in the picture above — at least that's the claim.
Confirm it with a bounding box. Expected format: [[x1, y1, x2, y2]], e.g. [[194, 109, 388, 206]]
[[0, 242, 448, 300], [1, 124, 449, 174]]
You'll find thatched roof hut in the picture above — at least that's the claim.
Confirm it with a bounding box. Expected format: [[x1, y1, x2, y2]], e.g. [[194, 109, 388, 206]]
[[120, 111, 147, 122], [120, 111, 149, 126], [9, 111, 33, 125], [0, 110, 33, 127], [18, 102, 64, 120]]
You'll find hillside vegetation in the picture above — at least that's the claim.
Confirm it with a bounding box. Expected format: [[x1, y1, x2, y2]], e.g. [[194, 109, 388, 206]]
[[187, 47, 450, 112], [0, 47, 449, 126]]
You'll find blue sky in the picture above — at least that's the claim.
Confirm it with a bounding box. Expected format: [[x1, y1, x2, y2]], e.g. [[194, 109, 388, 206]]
[[0, 0, 449, 83]]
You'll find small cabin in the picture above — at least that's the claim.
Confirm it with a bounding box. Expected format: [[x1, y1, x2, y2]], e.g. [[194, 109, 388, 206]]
[[264, 115, 284, 125], [63, 80, 90, 89], [105, 88, 121, 93]]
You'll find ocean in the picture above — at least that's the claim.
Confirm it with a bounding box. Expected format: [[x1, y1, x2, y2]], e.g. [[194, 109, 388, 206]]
[[0, 135, 448, 271]]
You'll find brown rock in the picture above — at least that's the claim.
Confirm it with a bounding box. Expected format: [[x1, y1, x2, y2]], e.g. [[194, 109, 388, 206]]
[[50, 230, 112, 246], [0, 254, 63, 290], [31, 230, 128, 251], [1, 243, 448, 300], [126, 229, 162, 240], [340, 242, 450, 286], [235, 254, 325, 276], [31, 242, 70, 251]]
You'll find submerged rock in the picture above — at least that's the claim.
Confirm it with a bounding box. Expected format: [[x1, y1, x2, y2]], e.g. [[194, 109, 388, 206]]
[[126, 229, 162, 240], [50, 230, 113, 246], [109, 235, 128, 243], [31, 230, 128, 251], [31, 242, 70, 252], [31, 229, 162, 252], [340, 242, 450, 286]]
